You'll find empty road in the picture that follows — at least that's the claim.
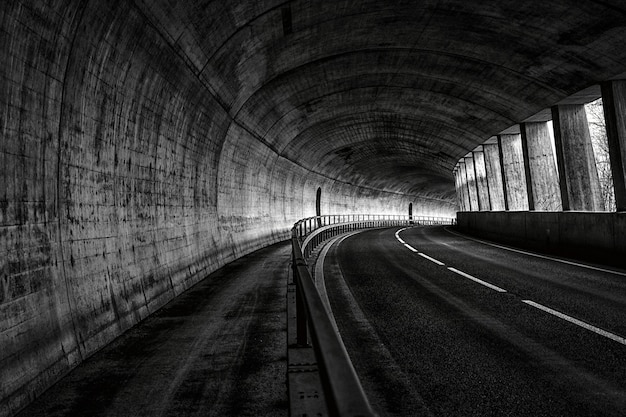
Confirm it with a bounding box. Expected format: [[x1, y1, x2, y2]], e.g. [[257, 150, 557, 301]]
[[322, 226, 626, 417]]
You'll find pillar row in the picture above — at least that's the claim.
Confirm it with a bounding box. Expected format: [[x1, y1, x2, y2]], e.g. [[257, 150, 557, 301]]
[[601, 80, 626, 211], [520, 122, 562, 211], [498, 133, 529, 211], [483, 143, 506, 210], [551, 104, 604, 211]]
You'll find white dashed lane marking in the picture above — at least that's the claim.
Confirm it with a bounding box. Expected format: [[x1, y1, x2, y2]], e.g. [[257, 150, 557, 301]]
[[394, 226, 626, 346], [522, 300, 626, 346], [447, 267, 507, 293], [418, 252, 445, 266], [396, 228, 443, 264], [403, 243, 418, 252], [394, 228, 407, 244]]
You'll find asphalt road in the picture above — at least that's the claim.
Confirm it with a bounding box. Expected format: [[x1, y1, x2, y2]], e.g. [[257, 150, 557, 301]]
[[324, 226, 626, 417]]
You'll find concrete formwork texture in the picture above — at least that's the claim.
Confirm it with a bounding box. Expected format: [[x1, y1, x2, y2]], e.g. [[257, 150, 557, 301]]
[[3, 1, 626, 416]]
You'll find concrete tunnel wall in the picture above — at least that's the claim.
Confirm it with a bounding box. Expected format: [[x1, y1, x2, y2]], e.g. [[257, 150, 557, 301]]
[[0, 2, 456, 415]]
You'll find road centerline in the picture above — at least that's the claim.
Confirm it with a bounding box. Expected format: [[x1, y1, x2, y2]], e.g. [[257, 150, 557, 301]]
[[447, 267, 508, 293], [395, 228, 408, 244], [396, 226, 626, 362], [521, 300, 626, 346], [418, 252, 445, 265], [403, 243, 418, 252]]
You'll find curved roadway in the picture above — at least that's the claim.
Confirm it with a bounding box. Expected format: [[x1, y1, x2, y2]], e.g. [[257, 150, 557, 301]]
[[323, 226, 626, 417]]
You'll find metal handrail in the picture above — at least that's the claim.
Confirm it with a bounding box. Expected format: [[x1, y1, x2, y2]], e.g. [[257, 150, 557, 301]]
[[290, 213, 455, 416], [295, 214, 456, 257], [291, 237, 377, 417]]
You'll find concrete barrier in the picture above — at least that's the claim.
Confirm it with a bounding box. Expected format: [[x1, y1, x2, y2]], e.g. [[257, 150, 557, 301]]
[[457, 211, 626, 267]]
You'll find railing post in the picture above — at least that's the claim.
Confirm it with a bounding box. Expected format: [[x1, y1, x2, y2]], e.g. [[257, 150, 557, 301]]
[[296, 290, 308, 345], [293, 247, 309, 347]]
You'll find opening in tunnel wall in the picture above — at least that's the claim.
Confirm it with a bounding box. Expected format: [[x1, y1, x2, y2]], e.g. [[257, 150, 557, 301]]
[[0, 2, 456, 416]]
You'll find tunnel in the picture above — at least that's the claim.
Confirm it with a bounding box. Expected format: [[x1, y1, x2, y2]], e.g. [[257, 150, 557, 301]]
[[2, 1, 626, 416]]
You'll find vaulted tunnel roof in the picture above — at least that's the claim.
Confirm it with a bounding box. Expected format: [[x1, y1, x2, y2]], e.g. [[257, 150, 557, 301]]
[[143, 0, 626, 202]]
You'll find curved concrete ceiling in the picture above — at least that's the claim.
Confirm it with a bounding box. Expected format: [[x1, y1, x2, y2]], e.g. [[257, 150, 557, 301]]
[[5, 3, 626, 413], [139, 0, 626, 201]]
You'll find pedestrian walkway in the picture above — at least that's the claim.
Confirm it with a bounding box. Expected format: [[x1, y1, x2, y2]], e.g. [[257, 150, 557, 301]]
[[17, 242, 291, 417]]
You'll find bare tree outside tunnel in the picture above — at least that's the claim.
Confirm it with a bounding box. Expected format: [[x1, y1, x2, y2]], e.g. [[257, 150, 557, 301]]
[[585, 99, 616, 211]]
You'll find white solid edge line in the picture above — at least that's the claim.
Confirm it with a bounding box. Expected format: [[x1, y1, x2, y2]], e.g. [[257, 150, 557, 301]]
[[316, 229, 374, 336], [444, 227, 626, 277], [447, 267, 508, 293], [397, 238, 406, 244], [418, 252, 445, 265], [403, 243, 418, 252], [521, 300, 626, 346]]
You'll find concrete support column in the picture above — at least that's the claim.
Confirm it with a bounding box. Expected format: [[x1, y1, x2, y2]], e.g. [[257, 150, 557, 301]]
[[551, 104, 604, 211], [520, 122, 562, 211], [464, 156, 480, 210], [454, 168, 466, 211], [601, 80, 626, 211], [453, 169, 460, 209], [457, 165, 470, 211], [498, 133, 529, 210], [483, 143, 506, 210], [473, 148, 491, 211], [458, 160, 473, 211]]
